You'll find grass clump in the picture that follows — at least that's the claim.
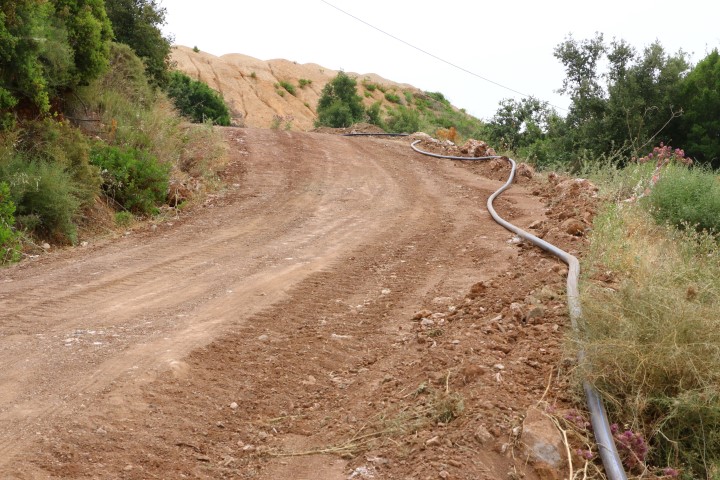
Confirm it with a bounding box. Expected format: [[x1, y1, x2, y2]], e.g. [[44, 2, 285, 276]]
[[278, 81, 296, 96], [298, 78, 312, 88], [578, 202, 720, 477]]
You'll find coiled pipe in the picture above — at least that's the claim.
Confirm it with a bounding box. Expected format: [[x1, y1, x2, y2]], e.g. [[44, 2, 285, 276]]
[[410, 139, 627, 480]]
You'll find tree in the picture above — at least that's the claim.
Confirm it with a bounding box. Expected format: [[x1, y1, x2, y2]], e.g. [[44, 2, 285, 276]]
[[315, 72, 364, 128], [104, 0, 172, 87], [673, 49, 720, 166], [0, 0, 112, 127], [52, 0, 113, 85], [553, 34, 689, 163], [0, 1, 54, 119], [166, 71, 230, 125]]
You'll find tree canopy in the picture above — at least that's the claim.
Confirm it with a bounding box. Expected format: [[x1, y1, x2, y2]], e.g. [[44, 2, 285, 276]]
[[104, 0, 172, 87], [315, 72, 365, 128]]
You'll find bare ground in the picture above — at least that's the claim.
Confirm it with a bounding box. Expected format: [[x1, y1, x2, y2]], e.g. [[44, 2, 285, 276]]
[[0, 128, 594, 479]]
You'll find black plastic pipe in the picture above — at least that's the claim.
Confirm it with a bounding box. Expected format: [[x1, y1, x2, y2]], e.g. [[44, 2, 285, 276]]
[[409, 139, 627, 480]]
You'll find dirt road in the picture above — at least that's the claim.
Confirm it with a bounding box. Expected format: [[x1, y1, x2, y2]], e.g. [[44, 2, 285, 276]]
[[0, 128, 584, 479]]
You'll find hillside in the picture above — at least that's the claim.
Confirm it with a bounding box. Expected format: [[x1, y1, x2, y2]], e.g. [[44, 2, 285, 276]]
[[171, 45, 480, 134]]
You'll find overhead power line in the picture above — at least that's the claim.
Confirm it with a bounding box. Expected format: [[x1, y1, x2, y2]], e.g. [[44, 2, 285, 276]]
[[320, 0, 567, 113]]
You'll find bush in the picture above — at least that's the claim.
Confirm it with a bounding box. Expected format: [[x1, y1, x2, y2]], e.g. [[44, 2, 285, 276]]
[[364, 83, 377, 92], [91, 145, 170, 214], [644, 163, 720, 234], [0, 182, 21, 264], [384, 92, 401, 104], [0, 119, 100, 244], [20, 118, 100, 207], [315, 72, 365, 128], [165, 71, 230, 126], [385, 105, 419, 133], [298, 78, 312, 88], [1, 156, 83, 243], [366, 101, 385, 129]]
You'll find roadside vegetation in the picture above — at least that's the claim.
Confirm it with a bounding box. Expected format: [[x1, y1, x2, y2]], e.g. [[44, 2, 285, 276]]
[[577, 156, 720, 478], [0, 0, 229, 263]]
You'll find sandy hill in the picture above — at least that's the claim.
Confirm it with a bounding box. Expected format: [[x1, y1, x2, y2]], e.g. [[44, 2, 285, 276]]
[[171, 45, 423, 130]]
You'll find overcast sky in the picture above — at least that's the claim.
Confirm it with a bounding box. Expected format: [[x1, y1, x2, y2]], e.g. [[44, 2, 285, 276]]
[[163, 0, 720, 120]]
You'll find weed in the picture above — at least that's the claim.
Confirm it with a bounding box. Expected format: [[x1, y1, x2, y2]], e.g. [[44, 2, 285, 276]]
[[365, 83, 377, 92], [298, 78, 312, 88], [404, 91, 413, 104], [364, 91, 372, 98], [276, 88, 285, 97], [192, 46, 199, 53], [250, 71, 257, 79]]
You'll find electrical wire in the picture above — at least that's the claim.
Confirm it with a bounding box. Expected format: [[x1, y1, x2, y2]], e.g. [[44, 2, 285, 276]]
[[320, 0, 568, 112]]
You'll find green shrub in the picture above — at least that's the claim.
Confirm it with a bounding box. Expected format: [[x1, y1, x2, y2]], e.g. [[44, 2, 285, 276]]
[[404, 91, 413, 104], [365, 83, 377, 92], [1, 156, 83, 243], [385, 105, 419, 133], [364, 91, 373, 98], [426, 91, 450, 105], [278, 80, 296, 96], [166, 71, 230, 126], [20, 118, 100, 207], [384, 92, 401, 104], [193, 46, 200, 53], [0, 119, 100, 244], [366, 101, 385, 129], [298, 78, 312, 88], [315, 72, 365, 128], [0, 182, 21, 264], [644, 163, 720, 234], [91, 145, 170, 214]]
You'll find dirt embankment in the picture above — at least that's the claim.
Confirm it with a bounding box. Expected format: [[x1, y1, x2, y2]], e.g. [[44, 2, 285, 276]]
[[171, 46, 420, 130], [0, 129, 598, 479]]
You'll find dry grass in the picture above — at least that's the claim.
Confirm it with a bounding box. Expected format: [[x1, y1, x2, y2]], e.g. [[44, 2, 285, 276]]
[[577, 202, 720, 477]]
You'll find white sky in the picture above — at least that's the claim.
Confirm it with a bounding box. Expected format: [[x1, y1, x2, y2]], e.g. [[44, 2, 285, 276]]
[[163, 0, 720, 120]]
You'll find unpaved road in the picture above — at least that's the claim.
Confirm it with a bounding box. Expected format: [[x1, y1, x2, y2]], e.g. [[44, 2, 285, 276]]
[[0, 128, 588, 479]]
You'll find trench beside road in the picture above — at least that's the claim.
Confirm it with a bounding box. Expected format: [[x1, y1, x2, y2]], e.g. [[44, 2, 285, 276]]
[[0, 128, 569, 479]]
